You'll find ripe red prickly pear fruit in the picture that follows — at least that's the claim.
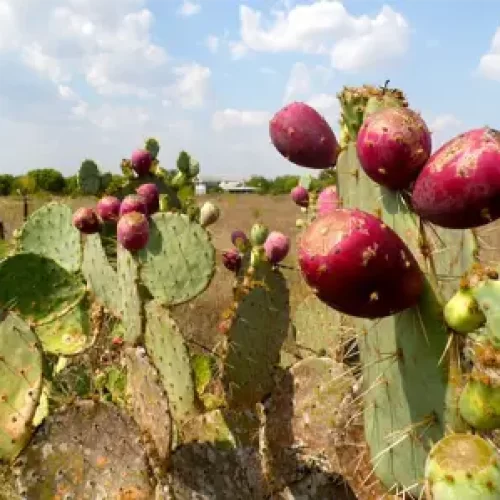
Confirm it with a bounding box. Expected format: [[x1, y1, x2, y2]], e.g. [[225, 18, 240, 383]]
[[117, 212, 149, 251], [136, 183, 159, 215], [222, 248, 242, 272], [231, 230, 250, 252], [356, 107, 432, 190], [291, 185, 309, 207], [96, 196, 121, 222], [411, 127, 500, 229], [264, 231, 290, 264], [73, 207, 101, 234], [119, 194, 148, 217], [316, 186, 340, 217], [270, 102, 339, 169], [298, 208, 424, 318], [131, 149, 153, 176]]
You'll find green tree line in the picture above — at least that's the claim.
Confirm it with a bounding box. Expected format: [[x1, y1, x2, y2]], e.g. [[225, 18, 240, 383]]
[[0, 167, 336, 197]]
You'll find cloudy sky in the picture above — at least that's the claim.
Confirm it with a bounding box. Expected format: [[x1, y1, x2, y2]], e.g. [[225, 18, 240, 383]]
[[0, 0, 498, 179]]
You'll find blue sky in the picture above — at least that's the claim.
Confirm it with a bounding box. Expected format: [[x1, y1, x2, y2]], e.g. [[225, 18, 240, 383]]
[[0, 0, 498, 180]]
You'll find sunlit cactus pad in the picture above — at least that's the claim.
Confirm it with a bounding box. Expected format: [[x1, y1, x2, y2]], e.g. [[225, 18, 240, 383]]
[[82, 234, 121, 316], [34, 298, 95, 356], [138, 212, 216, 306], [0, 313, 42, 461], [263, 356, 355, 488], [17, 203, 82, 273], [0, 253, 86, 325], [223, 265, 290, 408], [124, 346, 172, 462], [145, 301, 196, 423], [15, 400, 154, 499]]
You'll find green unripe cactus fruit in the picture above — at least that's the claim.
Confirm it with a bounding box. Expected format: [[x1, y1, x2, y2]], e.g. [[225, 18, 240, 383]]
[[444, 288, 486, 334], [424, 433, 500, 500], [459, 377, 500, 430], [250, 223, 269, 246], [145, 137, 160, 159]]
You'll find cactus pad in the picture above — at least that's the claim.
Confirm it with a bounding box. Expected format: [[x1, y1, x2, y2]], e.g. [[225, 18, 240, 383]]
[[18, 202, 82, 273], [15, 400, 154, 499], [223, 265, 290, 408], [145, 301, 196, 423], [124, 346, 173, 462], [34, 299, 95, 356], [293, 294, 346, 359], [263, 357, 355, 488], [0, 253, 86, 325], [0, 313, 43, 461], [169, 442, 267, 499], [472, 277, 500, 347], [138, 213, 216, 306], [117, 243, 142, 344], [81, 233, 121, 316], [77, 159, 101, 195]]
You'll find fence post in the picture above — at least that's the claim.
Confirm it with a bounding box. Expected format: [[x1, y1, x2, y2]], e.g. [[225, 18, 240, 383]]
[[0, 220, 4, 240], [23, 193, 28, 222]]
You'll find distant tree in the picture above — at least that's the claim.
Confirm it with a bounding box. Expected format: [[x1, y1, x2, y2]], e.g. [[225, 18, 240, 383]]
[[269, 175, 300, 195], [63, 175, 79, 196], [0, 174, 14, 196], [27, 168, 66, 193], [12, 175, 37, 195], [311, 168, 337, 192], [246, 176, 271, 194]]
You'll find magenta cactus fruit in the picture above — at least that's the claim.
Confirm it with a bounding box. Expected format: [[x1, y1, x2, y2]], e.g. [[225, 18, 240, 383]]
[[298, 208, 424, 318], [291, 185, 309, 207], [356, 107, 432, 190], [231, 230, 250, 252], [131, 149, 153, 176], [96, 196, 121, 222], [72, 207, 101, 234], [412, 127, 500, 229], [136, 183, 160, 215], [269, 102, 339, 169], [316, 186, 340, 217], [264, 231, 290, 264], [119, 194, 148, 217], [117, 212, 150, 251], [222, 248, 242, 272]]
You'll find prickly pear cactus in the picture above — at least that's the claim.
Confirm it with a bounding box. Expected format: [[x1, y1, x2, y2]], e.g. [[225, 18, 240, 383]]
[[15, 400, 155, 499], [334, 86, 477, 495], [0, 313, 43, 461], [17, 202, 82, 273]]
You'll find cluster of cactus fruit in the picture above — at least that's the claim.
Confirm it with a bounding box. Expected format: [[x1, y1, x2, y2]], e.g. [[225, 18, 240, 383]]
[[2, 81, 500, 500]]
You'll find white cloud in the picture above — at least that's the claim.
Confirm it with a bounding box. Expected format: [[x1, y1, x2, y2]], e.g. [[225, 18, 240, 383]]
[[168, 63, 212, 109], [478, 26, 500, 81], [232, 2, 410, 71], [425, 113, 465, 150], [205, 35, 219, 54], [283, 62, 311, 102], [178, 1, 201, 17], [212, 109, 271, 131]]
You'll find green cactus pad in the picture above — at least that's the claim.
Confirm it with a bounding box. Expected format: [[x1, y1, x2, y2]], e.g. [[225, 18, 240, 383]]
[[145, 137, 160, 159], [472, 278, 500, 347], [425, 433, 500, 500], [81, 233, 121, 315], [138, 213, 216, 306], [336, 140, 476, 494], [169, 442, 268, 499], [263, 357, 355, 488], [77, 159, 101, 195], [0, 253, 86, 325], [0, 313, 42, 462], [223, 264, 290, 408], [15, 400, 154, 499], [34, 299, 95, 356], [18, 202, 82, 273], [274, 469, 357, 500], [293, 294, 346, 359], [124, 347, 173, 462], [117, 243, 142, 344], [145, 301, 197, 423], [459, 378, 500, 430]]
